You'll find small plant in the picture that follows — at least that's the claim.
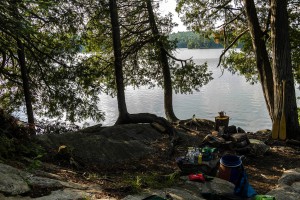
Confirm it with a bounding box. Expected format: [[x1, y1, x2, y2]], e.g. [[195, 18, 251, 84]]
[[131, 175, 143, 192], [28, 154, 44, 171], [128, 172, 180, 193], [83, 172, 102, 181], [0, 135, 15, 158]]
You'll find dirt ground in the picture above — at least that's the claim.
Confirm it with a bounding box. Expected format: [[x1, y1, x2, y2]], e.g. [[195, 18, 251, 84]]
[[18, 120, 300, 199], [244, 141, 300, 194]]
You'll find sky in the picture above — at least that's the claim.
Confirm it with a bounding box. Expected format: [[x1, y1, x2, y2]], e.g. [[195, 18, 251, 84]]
[[159, 0, 187, 32]]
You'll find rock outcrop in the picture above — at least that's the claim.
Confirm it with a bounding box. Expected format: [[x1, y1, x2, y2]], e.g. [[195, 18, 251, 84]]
[[0, 163, 115, 200], [122, 176, 236, 200], [0, 162, 238, 200], [267, 168, 300, 200], [36, 124, 165, 167]]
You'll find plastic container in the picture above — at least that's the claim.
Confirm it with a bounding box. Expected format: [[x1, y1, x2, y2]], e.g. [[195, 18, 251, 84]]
[[218, 154, 242, 185], [254, 195, 276, 200], [187, 147, 195, 163]]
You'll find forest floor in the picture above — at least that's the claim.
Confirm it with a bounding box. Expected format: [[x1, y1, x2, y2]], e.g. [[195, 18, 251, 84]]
[[3, 118, 300, 200], [27, 120, 300, 199]]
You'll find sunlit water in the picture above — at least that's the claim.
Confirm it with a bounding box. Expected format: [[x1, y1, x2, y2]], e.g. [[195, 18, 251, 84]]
[[15, 49, 299, 132], [95, 49, 274, 132]]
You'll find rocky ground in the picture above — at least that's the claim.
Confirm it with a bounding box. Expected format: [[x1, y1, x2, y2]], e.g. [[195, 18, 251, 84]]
[[0, 120, 300, 199]]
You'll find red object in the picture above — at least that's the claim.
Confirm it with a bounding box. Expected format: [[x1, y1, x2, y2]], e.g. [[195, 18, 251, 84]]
[[188, 173, 205, 182]]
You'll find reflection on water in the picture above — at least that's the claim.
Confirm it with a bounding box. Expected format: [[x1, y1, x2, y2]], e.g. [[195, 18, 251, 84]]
[[14, 49, 299, 132], [95, 49, 273, 132]]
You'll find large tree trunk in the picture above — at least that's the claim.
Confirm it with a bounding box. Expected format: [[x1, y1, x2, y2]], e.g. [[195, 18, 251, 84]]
[[108, 0, 178, 155], [270, 0, 299, 139], [243, 0, 274, 120], [244, 0, 299, 139], [146, 0, 178, 122], [16, 39, 35, 135], [109, 0, 129, 124]]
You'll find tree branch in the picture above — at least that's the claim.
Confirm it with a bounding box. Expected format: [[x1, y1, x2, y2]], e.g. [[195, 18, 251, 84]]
[[216, 12, 243, 29], [217, 29, 249, 68], [163, 48, 192, 63], [1, 50, 6, 69]]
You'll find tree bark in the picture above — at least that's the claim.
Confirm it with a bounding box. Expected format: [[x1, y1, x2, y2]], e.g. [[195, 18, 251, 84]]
[[109, 0, 129, 124], [108, 0, 177, 127], [270, 0, 299, 139], [16, 39, 36, 135], [244, 0, 299, 139], [146, 0, 179, 122], [107, 0, 180, 156], [243, 0, 274, 120]]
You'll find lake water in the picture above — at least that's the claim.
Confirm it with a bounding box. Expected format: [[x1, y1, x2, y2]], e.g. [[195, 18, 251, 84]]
[[95, 48, 273, 132], [15, 48, 297, 132]]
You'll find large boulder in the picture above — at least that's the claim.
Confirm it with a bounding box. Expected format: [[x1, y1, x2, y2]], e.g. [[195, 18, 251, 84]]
[[122, 176, 236, 200], [122, 187, 206, 200], [267, 168, 300, 200], [36, 124, 164, 166], [181, 176, 236, 198], [0, 163, 31, 195]]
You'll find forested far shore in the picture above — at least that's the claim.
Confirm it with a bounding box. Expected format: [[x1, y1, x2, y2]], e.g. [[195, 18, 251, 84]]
[[169, 31, 232, 49]]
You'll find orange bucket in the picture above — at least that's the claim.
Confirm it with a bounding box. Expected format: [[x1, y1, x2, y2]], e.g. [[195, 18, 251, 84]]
[[218, 155, 242, 185]]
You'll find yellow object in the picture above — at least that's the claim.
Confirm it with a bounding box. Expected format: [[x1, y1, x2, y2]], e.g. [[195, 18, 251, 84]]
[[279, 80, 286, 140], [58, 145, 67, 152], [198, 154, 202, 164]]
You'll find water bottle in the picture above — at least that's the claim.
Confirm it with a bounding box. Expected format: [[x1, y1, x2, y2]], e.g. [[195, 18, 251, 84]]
[[187, 147, 195, 163], [198, 153, 202, 164], [194, 148, 200, 164], [254, 195, 275, 200]]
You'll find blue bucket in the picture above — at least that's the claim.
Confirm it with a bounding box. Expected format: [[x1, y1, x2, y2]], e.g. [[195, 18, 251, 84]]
[[218, 155, 242, 185]]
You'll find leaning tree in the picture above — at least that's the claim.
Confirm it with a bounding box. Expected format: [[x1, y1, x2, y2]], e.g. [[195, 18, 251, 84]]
[[177, 0, 299, 139], [85, 0, 212, 124]]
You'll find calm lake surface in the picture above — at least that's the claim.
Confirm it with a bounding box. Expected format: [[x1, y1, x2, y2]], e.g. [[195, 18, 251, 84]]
[[15, 49, 297, 132], [96, 48, 273, 132]]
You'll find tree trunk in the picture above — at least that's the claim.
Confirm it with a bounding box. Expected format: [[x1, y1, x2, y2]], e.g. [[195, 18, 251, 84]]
[[16, 39, 36, 135], [107, 0, 179, 156], [244, 0, 299, 139], [108, 0, 177, 127], [243, 0, 274, 120], [270, 0, 299, 139], [109, 0, 129, 124], [146, 0, 179, 122]]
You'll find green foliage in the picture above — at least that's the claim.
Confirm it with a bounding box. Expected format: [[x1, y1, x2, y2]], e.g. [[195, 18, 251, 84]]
[[169, 31, 223, 49], [28, 154, 44, 171], [0, 135, 15, 158], [0, 0, 214, 126], [128, 172, 180, 193], [223, 50, 258, 84], [0, 0, 105, 123], [289, 4, 300, 84], [0, 133, 45, 163], [298, 107, 300, 124], [172, 61, 213, 94], [176, 0, 300, 85], [36, 120, 80, 135], [82, 0, 213, 97]]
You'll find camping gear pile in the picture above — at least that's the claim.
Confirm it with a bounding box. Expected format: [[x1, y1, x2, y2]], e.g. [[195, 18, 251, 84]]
[[202, 126, 250, 151], [176, 146, 219, 175], [176, 146, 257, 198], [175, 113, 275, 199]]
